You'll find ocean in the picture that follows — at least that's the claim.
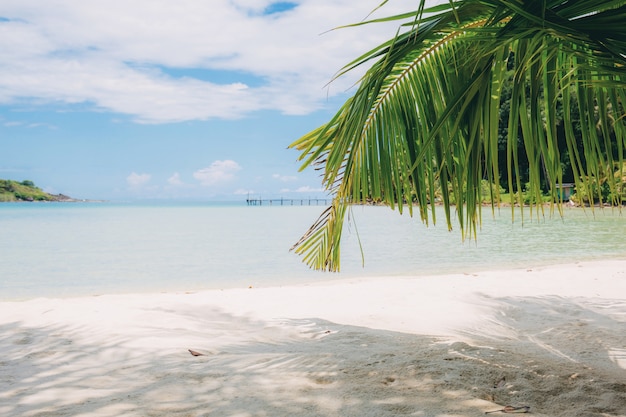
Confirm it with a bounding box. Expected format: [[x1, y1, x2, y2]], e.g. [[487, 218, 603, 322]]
[[1, 201, 625, 300]]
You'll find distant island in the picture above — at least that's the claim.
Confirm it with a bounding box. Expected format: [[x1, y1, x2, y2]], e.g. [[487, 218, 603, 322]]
[[0, 179, 78, 202]]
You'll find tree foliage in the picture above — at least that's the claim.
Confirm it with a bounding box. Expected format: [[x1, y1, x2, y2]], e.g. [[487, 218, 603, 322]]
[[0, 179, 62, 202], [290, 0, 626, 271]]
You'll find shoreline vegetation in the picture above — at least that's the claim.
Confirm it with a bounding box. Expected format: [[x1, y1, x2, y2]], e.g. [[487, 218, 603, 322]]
[[0, 179, 84, 202], [2, 176, 621, 209]]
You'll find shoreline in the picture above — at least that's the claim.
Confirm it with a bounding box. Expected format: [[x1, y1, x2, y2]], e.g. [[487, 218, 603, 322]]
[[3, 253, 626, 303], [1, 260, 625, 416], [3, 203, 626, 303]]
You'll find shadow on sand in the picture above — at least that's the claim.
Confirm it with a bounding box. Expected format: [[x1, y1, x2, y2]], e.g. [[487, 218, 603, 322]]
[[1, 295, 624, 417]]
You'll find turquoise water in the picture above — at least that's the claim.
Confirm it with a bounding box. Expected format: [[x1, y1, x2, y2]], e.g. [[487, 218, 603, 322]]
[[1, 202, 625, 300]]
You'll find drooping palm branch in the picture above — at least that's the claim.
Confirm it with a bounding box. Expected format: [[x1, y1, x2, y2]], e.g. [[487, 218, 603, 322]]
[[290, 0, 626, 271]]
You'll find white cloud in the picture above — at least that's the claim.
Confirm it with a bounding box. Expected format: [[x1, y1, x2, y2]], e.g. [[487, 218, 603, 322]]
[[193, 160, 242, 186], [2, 120, 56, 129], [0, 0, 418, 123], [126, 172, 151, 187], [167, 172, 185, 186]]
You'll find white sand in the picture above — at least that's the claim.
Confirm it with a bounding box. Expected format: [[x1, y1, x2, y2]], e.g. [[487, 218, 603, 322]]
[[1, 260, 625, 417]]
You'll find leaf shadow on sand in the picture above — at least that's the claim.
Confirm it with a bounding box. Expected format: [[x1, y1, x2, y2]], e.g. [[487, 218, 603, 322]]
[[0, 295, 624, 417]]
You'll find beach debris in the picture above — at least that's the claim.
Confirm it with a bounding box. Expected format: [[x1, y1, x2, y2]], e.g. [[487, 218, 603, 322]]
[[485, 405, 530, 414], [188, 349, 205, 357], [493, 376, 506, 389]]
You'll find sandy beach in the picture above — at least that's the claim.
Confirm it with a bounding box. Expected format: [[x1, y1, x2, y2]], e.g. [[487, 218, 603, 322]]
[[1, 260, 625, 417]]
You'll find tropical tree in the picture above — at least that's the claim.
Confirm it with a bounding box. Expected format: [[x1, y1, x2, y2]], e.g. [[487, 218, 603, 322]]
[[289, 0, 626, 271]]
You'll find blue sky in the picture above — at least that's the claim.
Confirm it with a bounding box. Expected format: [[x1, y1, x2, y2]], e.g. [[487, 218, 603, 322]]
[[0, 0, 416, 201]]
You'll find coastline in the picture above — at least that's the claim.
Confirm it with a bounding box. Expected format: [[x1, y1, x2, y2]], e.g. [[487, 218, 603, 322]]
[[1, 260, 625, 416]]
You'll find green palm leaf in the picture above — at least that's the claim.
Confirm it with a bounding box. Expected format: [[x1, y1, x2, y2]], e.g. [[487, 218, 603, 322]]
[[290, 0, 626, 271]]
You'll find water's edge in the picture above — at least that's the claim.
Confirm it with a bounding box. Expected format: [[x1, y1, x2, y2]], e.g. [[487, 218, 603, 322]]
[[1, 203, 624, 300]]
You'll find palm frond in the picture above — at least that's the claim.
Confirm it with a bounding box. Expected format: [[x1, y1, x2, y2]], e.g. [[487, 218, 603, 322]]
[[290, 0, 626, 271]]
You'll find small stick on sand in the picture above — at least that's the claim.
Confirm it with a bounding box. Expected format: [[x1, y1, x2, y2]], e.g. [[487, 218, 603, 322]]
[[188, 349, 205, 356], [493, 376, 506, 389], [485, 405, 530, 414]]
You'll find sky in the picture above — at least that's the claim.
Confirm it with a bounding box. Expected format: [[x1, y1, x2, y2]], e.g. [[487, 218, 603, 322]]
[[0, 0, 419, 201]]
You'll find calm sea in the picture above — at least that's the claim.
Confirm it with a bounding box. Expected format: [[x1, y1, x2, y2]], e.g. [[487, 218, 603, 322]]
[[1, 201, 625, 300]]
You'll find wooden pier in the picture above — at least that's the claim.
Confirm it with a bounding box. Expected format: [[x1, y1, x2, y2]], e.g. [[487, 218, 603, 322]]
[[246, 197, 330, 206]]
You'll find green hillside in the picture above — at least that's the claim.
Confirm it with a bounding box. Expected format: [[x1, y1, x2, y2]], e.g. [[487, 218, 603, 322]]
[[0, 179, 74, 202]]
